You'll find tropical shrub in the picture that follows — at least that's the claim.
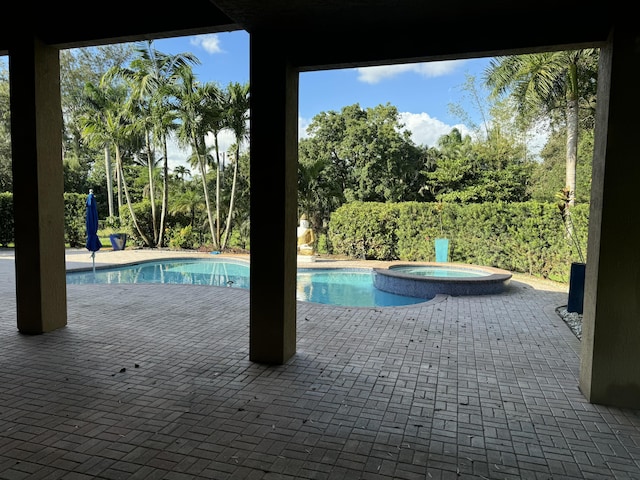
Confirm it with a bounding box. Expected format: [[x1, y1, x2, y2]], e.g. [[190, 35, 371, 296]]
[[168, 225, 199, 250]]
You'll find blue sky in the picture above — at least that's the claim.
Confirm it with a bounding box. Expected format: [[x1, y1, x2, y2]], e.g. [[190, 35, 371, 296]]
[[153, 31, 495, 164]]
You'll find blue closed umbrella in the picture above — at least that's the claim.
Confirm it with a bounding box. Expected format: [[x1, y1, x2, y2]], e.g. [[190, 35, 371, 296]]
[[86, 189, 102, 272]]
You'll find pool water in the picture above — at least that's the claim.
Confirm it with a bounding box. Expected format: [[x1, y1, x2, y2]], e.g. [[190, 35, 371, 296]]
[[389, 265, 488, 277], [66, 259, 427, 308], [67, 259, 252, 289], [296, 268, 425, 307]]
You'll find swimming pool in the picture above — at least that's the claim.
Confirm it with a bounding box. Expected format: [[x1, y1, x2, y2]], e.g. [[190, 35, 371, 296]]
[[66, 258, 428, 308]]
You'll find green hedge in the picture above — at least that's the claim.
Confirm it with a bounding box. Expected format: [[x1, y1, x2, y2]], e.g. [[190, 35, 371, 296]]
[[328, 201, 589, 281], [327, 202, 399, 260], [64, 193, 87, 248], [0, 192, 89, 248], [0, 192, 13, 247]]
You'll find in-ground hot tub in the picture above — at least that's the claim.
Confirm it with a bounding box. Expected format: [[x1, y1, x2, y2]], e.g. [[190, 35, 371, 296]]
[[373, 263, 512, 298]]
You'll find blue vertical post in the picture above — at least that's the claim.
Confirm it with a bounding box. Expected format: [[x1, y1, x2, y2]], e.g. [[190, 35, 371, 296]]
[[435, 238, 449, 262]]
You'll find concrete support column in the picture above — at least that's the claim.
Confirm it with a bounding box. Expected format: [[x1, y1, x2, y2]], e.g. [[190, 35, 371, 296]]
[[249, 32, 298, 364], [9, 35, 67, 334], [579, 24, 640, 408]]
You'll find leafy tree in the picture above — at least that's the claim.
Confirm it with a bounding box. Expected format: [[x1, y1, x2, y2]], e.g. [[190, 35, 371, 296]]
[[422, 125, 533, 204], [298, 103, 426, 233], [422, 128, 475, 201], [342, 104, 424, 203], [298, 150, 341, 235], [299, 109, 352, 233], [60, 44, 134, 197], [448, 73, 492, 140]]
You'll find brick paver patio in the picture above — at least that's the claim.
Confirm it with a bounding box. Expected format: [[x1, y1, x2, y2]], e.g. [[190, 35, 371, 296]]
[[0, 249, 638, 479]]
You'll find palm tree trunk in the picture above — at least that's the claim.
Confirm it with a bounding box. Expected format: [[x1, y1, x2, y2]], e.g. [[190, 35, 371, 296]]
[[193, 138, 217, 250], [116, 154, 123, 220], [116, 145, 152, 246], [157, 136, 169, 248], [104, 146, 114, 217], [565, 97, 579, 207], [221, 149, 239, 250], [563, 95, 580, 241], [215, 142, 221, 248], [146, 130, 158, 244]]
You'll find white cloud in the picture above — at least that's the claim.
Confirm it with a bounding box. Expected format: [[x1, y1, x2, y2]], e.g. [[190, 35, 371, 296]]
[[298, 117, 311, 140], [399, 111, 470, 147], [166, 138, 188, 171], [190, 34, 224, 54], [356, 60, 466, 84], [207, 130, 237, 154]]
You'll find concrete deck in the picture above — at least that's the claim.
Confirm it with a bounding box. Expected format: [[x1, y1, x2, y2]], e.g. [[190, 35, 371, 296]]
[[0, 248, 639, 479]]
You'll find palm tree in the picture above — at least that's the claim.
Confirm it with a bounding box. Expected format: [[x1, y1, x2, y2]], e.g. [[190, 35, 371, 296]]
[[297, 156, 330, 233], [115, 142, 153, 246], [483, 49, 598, 208], [174, 67, 222, 249], [422, 128, 476, 202], [173, 165, 191, 185], [200, 83, 227, 247], [78, 81, 120, 217], [105, 40, 199, 247], [170, 188, 204, 228], [81, 80, 152, 245], [221, 82, 250, 251]]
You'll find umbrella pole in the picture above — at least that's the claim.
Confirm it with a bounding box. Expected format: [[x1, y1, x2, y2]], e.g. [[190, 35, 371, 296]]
[[92, 251, 95, 275]]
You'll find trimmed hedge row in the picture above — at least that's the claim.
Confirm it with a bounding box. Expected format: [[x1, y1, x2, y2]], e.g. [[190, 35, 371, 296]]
[[328, 201, 589, 281], [0, 192, 13, 247]]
